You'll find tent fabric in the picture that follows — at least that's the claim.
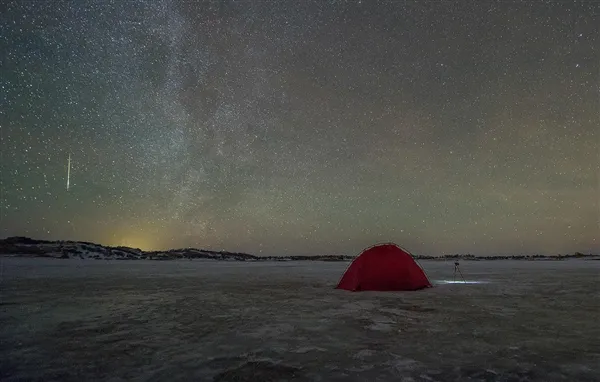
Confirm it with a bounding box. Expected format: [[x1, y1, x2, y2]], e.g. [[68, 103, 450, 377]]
[[336, 243, 432, 291]]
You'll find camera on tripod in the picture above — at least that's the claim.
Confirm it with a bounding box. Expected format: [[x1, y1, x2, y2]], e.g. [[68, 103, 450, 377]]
[[453, 260, 465, 283]]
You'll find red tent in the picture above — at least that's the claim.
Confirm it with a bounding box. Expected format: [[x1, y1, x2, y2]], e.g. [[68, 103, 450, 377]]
[[336, 243, 432, 291]]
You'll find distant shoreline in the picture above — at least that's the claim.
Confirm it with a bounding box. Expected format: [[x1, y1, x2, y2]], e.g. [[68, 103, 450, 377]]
[[1, 236, 598, 262]]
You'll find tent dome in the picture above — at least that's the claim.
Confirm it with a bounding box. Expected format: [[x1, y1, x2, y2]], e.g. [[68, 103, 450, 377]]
[[336, 243, 431, 291]]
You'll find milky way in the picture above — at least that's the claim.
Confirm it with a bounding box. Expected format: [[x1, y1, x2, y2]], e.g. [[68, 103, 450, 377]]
[[1, 1, 598, 255]]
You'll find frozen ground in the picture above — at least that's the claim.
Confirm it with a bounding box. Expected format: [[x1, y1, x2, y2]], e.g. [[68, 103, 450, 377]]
[[1, 258, 598, 382]]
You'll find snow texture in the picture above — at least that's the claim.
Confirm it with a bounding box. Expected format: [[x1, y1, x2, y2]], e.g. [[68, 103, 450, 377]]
[[1, 258, 599, 381]]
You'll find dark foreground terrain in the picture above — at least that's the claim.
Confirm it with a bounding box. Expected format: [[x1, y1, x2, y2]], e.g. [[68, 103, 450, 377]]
[[1, 258, 598, 381]]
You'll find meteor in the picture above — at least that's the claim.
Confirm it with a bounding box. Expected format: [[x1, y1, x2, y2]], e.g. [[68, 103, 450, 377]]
[[67, 154, 71, 191]]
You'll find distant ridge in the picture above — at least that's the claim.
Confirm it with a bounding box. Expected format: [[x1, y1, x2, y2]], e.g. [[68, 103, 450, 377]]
[[0, 237, 597, 261], [0, 236, 353, 261]]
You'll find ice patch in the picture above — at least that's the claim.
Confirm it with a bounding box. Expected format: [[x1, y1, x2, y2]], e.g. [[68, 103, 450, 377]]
[[353, 349, 376, 359], [379, 308, 408, 316], [342, 301, 376, 311], [387, 355, 419, 372], [346, 364, 376, 372], [292, 346, 326, 354], [246, 323, 295, 338], [213, 360, 302, 381], [366, 321, 393, 332]]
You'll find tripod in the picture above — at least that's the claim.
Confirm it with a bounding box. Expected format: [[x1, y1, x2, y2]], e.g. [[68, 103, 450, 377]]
[[453, 261, 466, 283]]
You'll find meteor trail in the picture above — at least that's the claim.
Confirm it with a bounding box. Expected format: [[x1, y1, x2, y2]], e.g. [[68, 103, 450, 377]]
[[67, 154, 71, 191]]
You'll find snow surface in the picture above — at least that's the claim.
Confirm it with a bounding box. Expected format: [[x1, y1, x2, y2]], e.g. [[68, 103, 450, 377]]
[[1, 258, 598, 381]]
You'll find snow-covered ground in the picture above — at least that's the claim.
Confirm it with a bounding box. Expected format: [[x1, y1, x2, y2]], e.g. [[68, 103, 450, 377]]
[[1, 258, 598, 381]]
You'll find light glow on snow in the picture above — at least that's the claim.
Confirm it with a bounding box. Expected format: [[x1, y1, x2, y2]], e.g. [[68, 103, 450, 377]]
[[434, 280, 489, 284]]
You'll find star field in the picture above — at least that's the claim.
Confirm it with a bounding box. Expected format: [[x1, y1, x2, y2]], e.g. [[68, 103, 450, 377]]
[[1, 1, 598, 255]]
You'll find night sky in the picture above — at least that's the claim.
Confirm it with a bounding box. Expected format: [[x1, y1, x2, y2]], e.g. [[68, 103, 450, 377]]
[[1, 1, 598, 256]]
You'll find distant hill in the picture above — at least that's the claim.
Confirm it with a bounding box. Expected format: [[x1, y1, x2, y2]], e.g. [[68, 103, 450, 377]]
[[0, 237, 597, 261], [0, 236, 353, 261]]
